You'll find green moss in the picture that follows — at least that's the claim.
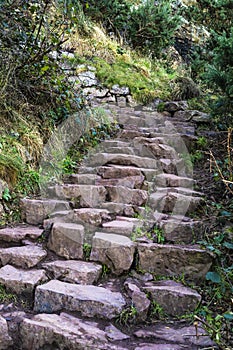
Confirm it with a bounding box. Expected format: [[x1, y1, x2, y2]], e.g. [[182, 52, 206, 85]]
[[93, 56, 175, 103]]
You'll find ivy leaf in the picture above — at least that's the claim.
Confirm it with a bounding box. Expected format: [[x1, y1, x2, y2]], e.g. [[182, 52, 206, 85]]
[[223, 312, 233, 320], [206, 271, 221, 283], [220, 210, 232, 217], [223, 242, 233, 249]]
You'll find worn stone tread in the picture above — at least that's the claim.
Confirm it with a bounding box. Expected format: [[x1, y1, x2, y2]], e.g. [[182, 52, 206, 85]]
[[42, 260, 102, 284], [34, 280, 126, 319]]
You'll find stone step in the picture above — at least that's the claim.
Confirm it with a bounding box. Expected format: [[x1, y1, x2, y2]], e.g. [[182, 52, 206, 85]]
[[135, 142, 179, 160], [153, 213, 202, 244], [100, 140, 130, 149], [97, 164, 159, 182], [0, 264, 47, 294], [143, 279, 201, 316], [101, 146, 136, 155], [48, 222, 84, 259], [0, 225, 43, 243], [0, 316, 13, 349], [106, 186, 148, 206], [155, 173, 194, 188], [101, 220, 136, 237], [88, 152, 159, 169], [21, 198, 71, 225], [149, 191, 203, 215], [0, 245, 47, 268], [158, 124, 195, 136], [96, 175, 145, 189], [137, 243, 213, 281], [20, 313, 127, 350], [90, 232, 135, 275], [48, 184, 107, 207], [44, 208, 112, 229], [115, 114, 146, 127], [63, 173, 101, 185], [42, 260, 102, 284], [118, 129, 150, 140], [34, 280, 126, 319], [155, 186, 202, 197], [134, 323, 216, 349], [100, 202, 140, 216]]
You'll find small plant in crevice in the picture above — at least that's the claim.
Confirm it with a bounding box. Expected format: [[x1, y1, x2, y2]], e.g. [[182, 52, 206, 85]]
[[115, 304, 138, 327], [83, 243, 92, 261], [148, 300, 167, 321], [0, 284, 17, 304], [101, 264, 111, 278]]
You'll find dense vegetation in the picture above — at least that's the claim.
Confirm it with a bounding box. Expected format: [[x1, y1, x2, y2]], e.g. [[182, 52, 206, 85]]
[[0, 0, 232, 347]]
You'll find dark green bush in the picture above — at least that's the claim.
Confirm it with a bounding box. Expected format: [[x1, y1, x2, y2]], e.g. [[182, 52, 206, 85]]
[[81, 0, 181, 57], [127, 0, 181, 57], [0, 0, 87, 126]]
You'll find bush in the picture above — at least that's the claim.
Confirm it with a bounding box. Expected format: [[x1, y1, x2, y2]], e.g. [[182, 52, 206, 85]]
[[0, 0, 87, 126], [127, 0, 181, 57], [203, 29, 233, 127], [81, 0, 181, 57]]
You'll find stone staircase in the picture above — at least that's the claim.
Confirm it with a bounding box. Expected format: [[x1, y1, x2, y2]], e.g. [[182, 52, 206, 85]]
[[0, 104, 217, 349]]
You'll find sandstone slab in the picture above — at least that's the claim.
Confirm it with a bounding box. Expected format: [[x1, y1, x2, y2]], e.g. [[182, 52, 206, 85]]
[[124, 281, 150, 321], [97, 165, 143, 179], [106, 186, 148, 206], [21, 198, 71, 225], [34, 280, 126, 319], [48, 222, 84, 259], [63, 173, 101, 184], [90, 232, 135, 275], [68, 208, 111, 226], [0, 315, 13, 349], [100, 202, 136, 216], [137, 243, 213, 280], [156, 216, 202, 244], [155, 173, 193, 188], [0, 226, 43, 243], [135, 345, 181, 350], [105, 324, 130, 341], [89, 153, 158, 169], [102, 220, 135, 237], [42, 260, 102, 284], [20, 313, 126, 350], [134, 324, 216, 348], [0, 245, 47, 268], [98, 165, 158, 182], [48, 184, 107, 207], [149, 192, 202, 215], [0, 265, 47, 294], [96, 175, 145, 189], [144, 280, 201, 316]]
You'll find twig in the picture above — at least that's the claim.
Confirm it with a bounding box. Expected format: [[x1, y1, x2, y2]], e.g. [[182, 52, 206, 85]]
[[194, 316, 229, 342]]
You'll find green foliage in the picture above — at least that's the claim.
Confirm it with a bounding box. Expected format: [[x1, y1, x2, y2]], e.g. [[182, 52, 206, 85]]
[[0, 0, 86, 126], [128, 0, 181, 57], [149, 300, 167, 320], [0, 284, 17, 303], [83, 243, 92, 261], [2, 188, 11, 202], [184, 0, 233, 127], [209, 129, 233, 195], [94, 56, 175, 103], [101, 264, 111, 277], [184, 0, 233, 36], [116, 304, 138, 326], [202, 29, 233, 127], [81, 0, 181, 58]]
